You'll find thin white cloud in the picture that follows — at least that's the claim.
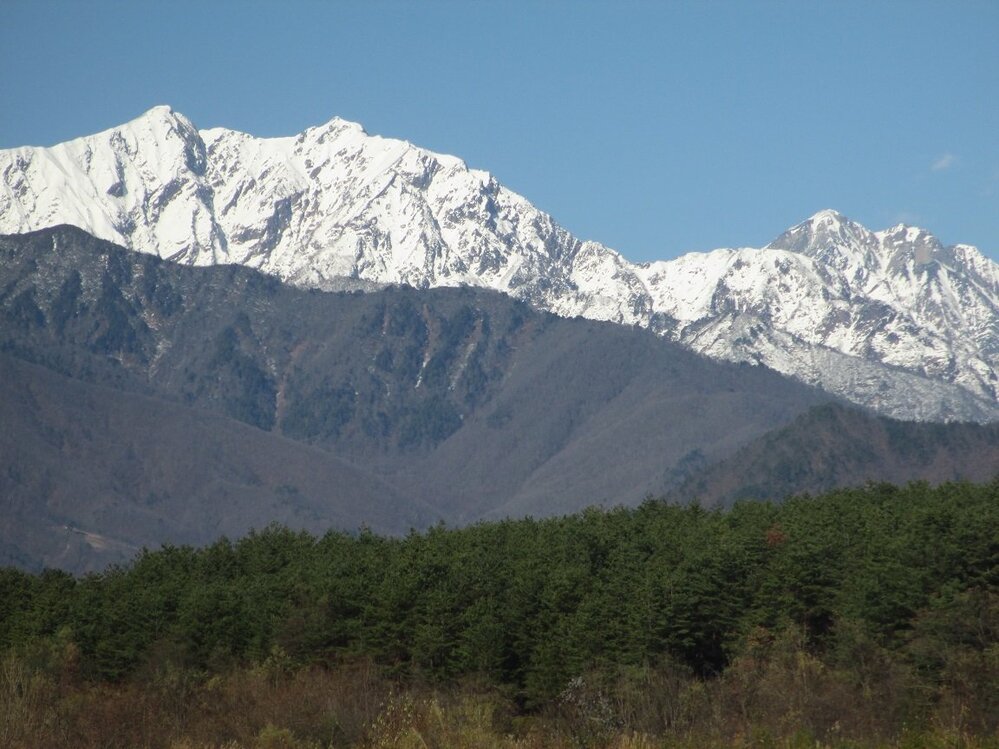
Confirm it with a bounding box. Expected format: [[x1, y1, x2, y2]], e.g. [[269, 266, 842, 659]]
[[931, 153, 956, 172]]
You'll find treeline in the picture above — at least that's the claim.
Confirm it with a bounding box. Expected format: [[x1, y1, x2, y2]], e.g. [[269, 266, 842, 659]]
[[1, 481, 997, 747]]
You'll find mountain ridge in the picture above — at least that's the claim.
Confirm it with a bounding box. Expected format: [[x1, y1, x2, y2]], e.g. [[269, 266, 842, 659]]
[[0, 225, 832, 517], [3, 225, 997, 573], [2, 107, 997, 422]]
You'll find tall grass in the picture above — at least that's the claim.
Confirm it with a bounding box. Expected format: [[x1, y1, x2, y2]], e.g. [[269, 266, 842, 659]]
[[2, 645, 996, 749]]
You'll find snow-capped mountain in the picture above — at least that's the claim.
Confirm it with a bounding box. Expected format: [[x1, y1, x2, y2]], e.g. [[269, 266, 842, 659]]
[[2, 106, 997, 422]]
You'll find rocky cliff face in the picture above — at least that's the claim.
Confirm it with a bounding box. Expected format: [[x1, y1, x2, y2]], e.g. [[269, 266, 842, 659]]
[[3, 107, 997, 421]]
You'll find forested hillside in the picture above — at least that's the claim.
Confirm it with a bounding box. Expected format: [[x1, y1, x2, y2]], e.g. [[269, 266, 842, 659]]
[[0, 354, 435, 572], [673, 403, 999, 506], [2, 481, 996, 748]]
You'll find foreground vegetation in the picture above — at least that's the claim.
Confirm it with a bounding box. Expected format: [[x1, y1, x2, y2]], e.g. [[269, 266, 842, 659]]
[[1, 481, 997, 747]]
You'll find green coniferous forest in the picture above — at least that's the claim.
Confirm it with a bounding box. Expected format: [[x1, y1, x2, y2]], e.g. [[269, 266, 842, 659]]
[[1, 481, 997, 748]]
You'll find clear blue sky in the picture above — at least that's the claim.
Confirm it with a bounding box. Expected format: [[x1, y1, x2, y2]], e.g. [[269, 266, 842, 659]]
[[2, 1, 997, 262]]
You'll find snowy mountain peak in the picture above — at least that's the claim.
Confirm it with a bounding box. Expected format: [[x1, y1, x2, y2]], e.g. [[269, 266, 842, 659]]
[[806, 208, 852, 232], [765, 209, 881, 285], [1, 108, 998, 423], [301, 114, 367, 144], [768, 209, 876, 255], [883, 222, 927, 239], [140, 104, 178, 117], [877, 223, 942, 264], [134, 103, 187, 124], [113, 105, 201, 152]]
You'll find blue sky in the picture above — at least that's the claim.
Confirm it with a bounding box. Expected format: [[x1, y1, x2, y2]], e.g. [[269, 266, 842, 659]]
[[2, 1, 997, 262]]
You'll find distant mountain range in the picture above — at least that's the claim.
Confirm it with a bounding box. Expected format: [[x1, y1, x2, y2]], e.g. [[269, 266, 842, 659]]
[[2, 226, 997, 572], [3, 106, 998, 422]]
